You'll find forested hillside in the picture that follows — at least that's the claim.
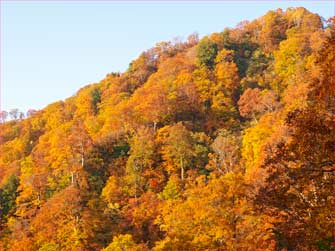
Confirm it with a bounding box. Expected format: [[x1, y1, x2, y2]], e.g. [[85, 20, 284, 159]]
[[0, 7, 334, 251]]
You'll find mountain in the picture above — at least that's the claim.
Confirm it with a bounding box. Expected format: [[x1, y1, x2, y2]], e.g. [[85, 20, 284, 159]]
[[0, 7, 333, 251]]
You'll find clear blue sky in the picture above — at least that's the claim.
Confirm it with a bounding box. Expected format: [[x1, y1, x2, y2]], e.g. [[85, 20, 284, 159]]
[[1, 1, 334, 113]]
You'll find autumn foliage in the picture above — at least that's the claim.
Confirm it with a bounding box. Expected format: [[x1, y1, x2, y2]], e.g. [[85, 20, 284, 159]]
[[0, 7, 333, 251]]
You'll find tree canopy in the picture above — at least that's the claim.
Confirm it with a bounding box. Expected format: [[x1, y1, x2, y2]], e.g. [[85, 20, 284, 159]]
[[0, 7, 333, 251]]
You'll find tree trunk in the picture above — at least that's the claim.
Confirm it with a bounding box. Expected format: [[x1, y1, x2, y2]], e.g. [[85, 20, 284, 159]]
[[252, 111, 258, 124], [134, 177, 137, 199], [180, 157, 184, 180], [80, 141, 84, 167]]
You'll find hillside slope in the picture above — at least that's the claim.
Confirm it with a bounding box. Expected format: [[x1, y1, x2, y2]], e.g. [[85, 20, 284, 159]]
[[0, 7, 334, 251]]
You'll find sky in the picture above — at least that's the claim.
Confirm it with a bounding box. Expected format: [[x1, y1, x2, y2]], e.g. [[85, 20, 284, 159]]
[[1, 1, 334, 113]]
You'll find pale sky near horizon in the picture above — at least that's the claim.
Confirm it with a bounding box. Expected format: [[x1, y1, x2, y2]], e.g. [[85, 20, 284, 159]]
[[1, 1, 334, 113]]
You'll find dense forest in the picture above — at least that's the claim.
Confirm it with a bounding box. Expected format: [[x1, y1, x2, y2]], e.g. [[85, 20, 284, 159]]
[[0, 7, 334, 251]]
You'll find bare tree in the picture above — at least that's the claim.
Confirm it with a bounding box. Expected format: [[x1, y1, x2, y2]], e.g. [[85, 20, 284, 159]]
[[9, 109, 19, 120], [26, 109, 37, 118], [0, 110, 8, 123]]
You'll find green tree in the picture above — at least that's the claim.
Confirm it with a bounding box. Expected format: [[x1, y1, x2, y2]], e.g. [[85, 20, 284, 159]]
[[197, 38, 218, 69], [91, 88, 102, 115], [158, 123, 195, 180], [0, 175, 19, 218], [126, 127, 155, 198]]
